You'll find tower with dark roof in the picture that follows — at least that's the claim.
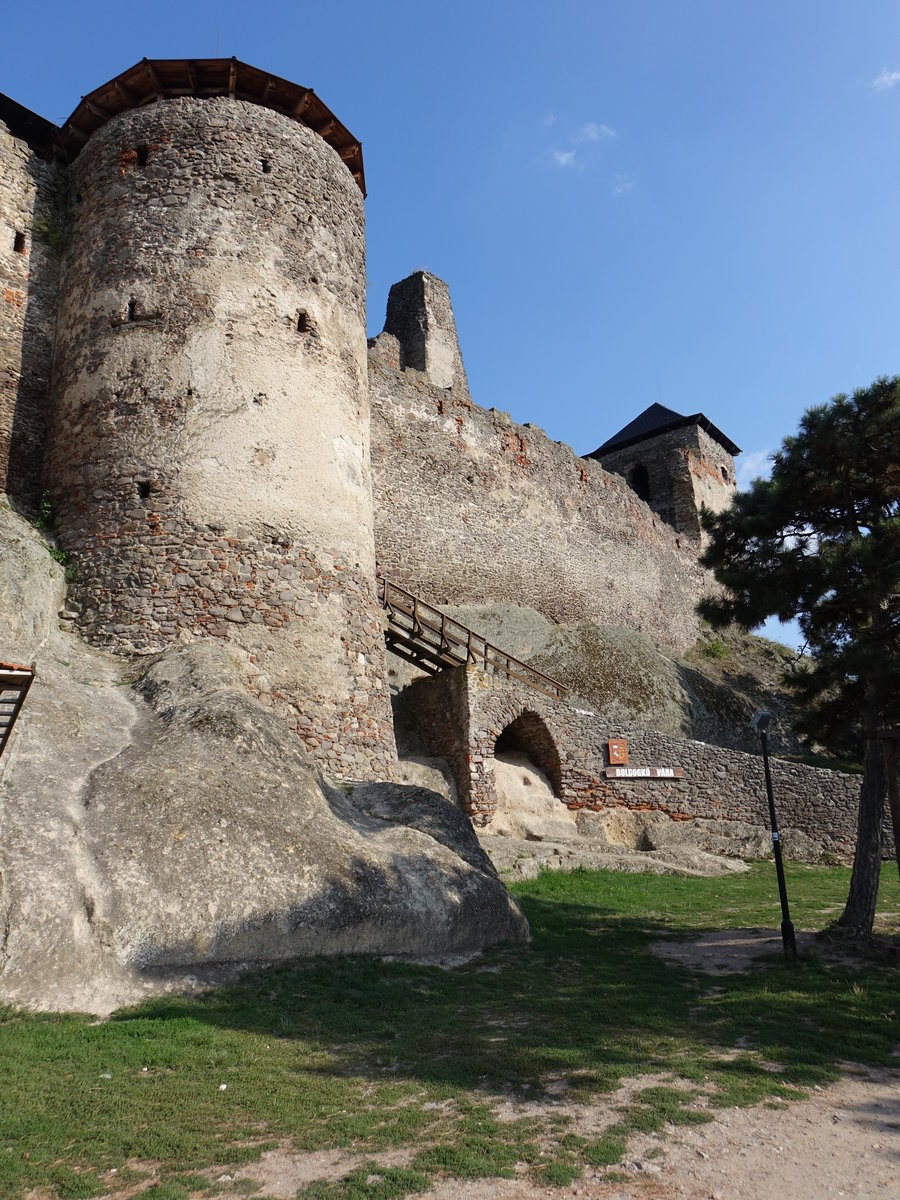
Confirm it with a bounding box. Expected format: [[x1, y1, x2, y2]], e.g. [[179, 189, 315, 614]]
[[586, 403, 741, 540]]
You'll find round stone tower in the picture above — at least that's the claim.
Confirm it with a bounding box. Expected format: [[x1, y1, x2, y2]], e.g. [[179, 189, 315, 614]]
[[45, 59, 396, 779]]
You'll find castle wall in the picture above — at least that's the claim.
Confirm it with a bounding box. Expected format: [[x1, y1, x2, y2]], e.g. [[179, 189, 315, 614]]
[[45, 97, 396, 779], [369, 336, 710, 652], [0, 108, 63, 505], [406, 667, 870, 861], [597, 425, 737, 540]]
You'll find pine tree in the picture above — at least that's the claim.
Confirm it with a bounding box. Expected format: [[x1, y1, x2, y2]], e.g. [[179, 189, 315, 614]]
[[699, 377, 900, 936]]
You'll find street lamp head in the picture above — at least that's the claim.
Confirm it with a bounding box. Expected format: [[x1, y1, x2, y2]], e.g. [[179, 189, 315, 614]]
[[750, 709, 773, 734]]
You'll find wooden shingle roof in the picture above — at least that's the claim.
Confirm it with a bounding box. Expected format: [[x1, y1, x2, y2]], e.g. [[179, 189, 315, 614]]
[[51, 57, 366, 195], [0, 92, 58, 152]]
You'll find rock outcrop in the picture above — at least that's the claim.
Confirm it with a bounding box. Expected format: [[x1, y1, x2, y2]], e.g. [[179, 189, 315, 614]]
[[0, 501, 527, 1015]]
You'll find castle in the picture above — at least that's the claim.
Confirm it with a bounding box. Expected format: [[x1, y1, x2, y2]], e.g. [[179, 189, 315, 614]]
[[1, 58, 742, 785]]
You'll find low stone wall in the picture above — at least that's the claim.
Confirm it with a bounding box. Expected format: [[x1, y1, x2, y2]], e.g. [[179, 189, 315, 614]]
[[404, 666, 879, 863]]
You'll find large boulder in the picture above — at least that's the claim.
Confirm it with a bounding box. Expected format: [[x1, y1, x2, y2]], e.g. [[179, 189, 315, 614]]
[[0, 498, 67, 648], [0, 502, 527, 1014]]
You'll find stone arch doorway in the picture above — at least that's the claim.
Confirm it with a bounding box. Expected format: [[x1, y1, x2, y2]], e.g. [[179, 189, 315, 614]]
[[493, 710, 563, 798]]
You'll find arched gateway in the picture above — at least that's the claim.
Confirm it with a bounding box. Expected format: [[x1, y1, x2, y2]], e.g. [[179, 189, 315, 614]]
[[494, 710, 563, 798]]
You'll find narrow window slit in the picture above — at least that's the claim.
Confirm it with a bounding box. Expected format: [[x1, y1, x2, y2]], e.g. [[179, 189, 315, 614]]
[[137, 481, 152, 501], [628, 463, 651, 503], [261, 158, 271, 174], [13, 231, 25, 253], [297, 311, 309, 333], [136, 144, 149, 167], [127, 299, 137, 322]]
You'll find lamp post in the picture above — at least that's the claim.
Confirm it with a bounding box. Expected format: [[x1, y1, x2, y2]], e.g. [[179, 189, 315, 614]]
[[750, 710, 797, 958]]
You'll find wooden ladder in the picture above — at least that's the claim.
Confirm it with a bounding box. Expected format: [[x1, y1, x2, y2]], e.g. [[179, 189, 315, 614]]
[[0, 662, 35, 760]]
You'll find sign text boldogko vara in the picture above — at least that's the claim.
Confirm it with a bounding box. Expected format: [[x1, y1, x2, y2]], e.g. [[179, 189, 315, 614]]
[[603, 766, 684, 779]]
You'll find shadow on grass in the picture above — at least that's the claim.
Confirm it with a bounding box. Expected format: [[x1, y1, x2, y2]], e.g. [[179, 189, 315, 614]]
[[117, 884, 900, 1098], [2, 868, 897, 1199]]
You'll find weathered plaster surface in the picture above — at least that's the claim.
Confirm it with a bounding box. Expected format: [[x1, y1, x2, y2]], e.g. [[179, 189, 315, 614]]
[[44, 97, 396, 778]]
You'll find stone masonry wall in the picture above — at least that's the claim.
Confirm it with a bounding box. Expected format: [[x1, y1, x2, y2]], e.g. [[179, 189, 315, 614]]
[[44, 97, 396, 780], [597, 425, 737, 541], [0, 105, 63, 506], [408, 666, 875, 861], [382, 272, 470, 394], [369, 335, 711, 653]]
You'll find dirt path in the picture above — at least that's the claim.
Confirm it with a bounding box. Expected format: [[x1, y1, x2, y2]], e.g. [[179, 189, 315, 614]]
[[99, 925, 900, 1200], [221, 928, 900, 1200], [619, 1063, 899, 1199], [219, 1062, 898, 1200]]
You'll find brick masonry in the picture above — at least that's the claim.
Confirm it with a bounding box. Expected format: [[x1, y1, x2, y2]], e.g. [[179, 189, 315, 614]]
[[404, 666, 886, 862]]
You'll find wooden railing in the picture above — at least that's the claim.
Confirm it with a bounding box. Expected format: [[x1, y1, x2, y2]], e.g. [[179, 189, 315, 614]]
[[0, 662, 35, 760], [377, 579, 568, 702]]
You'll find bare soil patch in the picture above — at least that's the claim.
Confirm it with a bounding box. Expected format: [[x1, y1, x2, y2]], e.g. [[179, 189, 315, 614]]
[[650, 928, 794, 974], [232, 1145, 418, 1198], [220, 1065, 899, 1200]]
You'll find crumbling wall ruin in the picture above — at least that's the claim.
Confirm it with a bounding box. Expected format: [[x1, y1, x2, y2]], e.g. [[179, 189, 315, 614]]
[[369, 331, 710, 652]]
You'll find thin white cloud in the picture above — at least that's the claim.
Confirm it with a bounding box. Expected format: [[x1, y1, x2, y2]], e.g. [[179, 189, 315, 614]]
[[540, 114, 618, 176], [735, 449, 772, 489], [578, 121, 616, 142], [872, 67, 900, 91], [612, 173, 634, 195]]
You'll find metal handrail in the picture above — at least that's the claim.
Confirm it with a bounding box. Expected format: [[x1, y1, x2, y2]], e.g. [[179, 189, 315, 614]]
[[377, 578, 568, 701]]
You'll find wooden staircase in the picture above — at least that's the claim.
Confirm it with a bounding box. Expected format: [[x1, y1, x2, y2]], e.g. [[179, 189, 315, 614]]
[[0, 662, 35, 760], [377, 579, 568, 701]]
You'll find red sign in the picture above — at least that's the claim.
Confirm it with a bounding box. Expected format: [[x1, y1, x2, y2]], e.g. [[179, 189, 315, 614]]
[[608, 738, 629, 765]]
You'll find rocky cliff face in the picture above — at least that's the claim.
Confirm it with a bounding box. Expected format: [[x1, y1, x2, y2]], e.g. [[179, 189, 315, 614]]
[[0, 501, 526, 1014]]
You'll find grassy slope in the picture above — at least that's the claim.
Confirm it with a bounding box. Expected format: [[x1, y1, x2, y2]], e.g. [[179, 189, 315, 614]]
[[1, 865, 897, 1200]]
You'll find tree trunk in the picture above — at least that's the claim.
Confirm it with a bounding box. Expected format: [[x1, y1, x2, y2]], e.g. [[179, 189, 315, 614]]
[[882, 739, 900, 881], [838, 730, 887, 937]]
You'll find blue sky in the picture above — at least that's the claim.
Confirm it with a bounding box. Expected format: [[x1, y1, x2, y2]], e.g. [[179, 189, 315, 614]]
[[4, 2, 899, 644]]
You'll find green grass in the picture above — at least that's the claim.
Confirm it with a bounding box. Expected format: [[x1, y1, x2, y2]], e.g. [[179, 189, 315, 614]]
[[1, 864, 897, 1199]]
